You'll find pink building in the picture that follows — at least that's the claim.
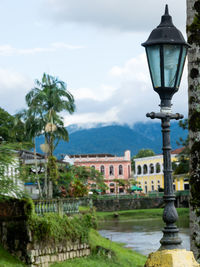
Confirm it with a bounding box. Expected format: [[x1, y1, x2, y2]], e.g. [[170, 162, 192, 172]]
[[69, 150, 131, 194]]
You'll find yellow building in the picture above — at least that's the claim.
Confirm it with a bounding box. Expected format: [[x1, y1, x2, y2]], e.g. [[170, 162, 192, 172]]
[[134, 148, 189, 193]]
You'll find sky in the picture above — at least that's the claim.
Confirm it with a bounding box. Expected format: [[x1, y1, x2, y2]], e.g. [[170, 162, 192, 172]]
[[0, 0, 187, 127]]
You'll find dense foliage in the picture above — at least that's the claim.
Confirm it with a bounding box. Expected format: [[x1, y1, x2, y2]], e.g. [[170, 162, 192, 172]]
[[0, 107, 30, 143], [55, 165, 107, 198], [28, 212, 97, 243]]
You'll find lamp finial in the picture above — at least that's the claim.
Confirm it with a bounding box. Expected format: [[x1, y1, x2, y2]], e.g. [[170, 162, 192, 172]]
[[165, 4, 169, 15]]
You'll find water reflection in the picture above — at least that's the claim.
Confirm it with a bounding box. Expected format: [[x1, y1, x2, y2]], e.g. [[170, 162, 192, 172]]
[[98, 217, 190, 256]]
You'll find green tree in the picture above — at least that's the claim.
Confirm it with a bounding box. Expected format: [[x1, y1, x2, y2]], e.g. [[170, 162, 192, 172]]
[[26, 73, 75, 156], [131, 149, 155, 172], [55, 165, 107, 198], [15, 109, 44, 197], [24, 73, 75, 198], [0, 107, 29, 143], [0, 142, 26, 197]]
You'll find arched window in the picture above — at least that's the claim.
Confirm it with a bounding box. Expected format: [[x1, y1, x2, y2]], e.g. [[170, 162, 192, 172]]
[[156, 163, 161, 173], [119, 165, 123, 175], [109, 165, 114, 176], [100, 165, 105, 175], [149, 163, 154, 174], [91, 165, 95, 170], [143, 164, 148, 174], [110, 183, 115, 187], [90, 183, 96, 188], [137, 165, 142, 175]]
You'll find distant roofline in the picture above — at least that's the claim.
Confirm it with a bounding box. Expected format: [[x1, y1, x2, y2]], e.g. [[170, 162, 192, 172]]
[[69, 153, 115, 158], [134, 147, 185, 161]]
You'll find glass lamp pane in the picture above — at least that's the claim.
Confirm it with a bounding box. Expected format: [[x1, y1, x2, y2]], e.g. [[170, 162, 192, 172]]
[[176, 46, 187, 88], [163, 45, 181, 87], [146, 45, 161, 88]]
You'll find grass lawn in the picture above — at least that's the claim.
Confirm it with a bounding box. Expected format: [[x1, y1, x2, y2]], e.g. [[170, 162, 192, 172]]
[[51, 229, 147, 267], [96, 208, 189, 221], [0, 245, 25, 267]]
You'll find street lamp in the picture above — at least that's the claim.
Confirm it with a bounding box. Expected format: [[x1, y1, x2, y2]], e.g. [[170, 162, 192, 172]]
[[142, 5, 190, 250]]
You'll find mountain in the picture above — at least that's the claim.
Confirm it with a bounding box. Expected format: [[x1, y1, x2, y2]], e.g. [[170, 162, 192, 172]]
[[35, 121, 188, 157]]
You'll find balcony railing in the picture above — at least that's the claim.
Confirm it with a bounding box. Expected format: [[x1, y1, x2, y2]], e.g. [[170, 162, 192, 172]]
[[33, 198, 80, 215]]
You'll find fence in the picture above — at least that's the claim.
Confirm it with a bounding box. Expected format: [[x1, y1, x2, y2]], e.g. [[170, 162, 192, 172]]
[[79, 190, 189, 201], [34, 198, 80, 215]]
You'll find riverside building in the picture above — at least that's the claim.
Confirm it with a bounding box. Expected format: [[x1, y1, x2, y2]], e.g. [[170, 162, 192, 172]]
[[68, 150, 132, 194], [134, 148, 189, 193]]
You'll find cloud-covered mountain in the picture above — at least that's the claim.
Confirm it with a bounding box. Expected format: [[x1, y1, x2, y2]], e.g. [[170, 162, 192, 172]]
[[36, 121, 187, 157]]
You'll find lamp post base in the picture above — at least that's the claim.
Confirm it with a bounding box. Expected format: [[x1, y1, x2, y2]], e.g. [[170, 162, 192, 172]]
[[144, 249, 200, 267], [159, 226, 182, 250]]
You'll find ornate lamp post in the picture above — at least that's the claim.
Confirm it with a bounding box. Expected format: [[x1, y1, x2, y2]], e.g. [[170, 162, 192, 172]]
[[142, 5, 190, 250]]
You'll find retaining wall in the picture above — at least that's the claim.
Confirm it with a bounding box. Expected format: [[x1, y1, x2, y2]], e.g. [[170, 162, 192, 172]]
[[93, 197, 164, 211], [0, 199, 90, 267]]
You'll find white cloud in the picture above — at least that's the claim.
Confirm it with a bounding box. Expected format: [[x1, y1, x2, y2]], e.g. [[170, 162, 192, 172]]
[[64, 53, 188, 126], [71, 84, 116, 101], [0, 42, 84, 56], [43, 0, 185, 32], [0, 69, 33, 114], [51, 42, 85, 50], [64, 107, 119, 126], [109, 53, 149, 84]]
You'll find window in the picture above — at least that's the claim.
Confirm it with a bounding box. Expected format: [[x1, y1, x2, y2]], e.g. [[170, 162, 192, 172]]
[[119, 188, 124, 193], [184, 184, 189, 190], [145, 185, 148, 193], [119, 165, 123, 175], [151, 181, 154, 184], [110, 188, 114, 193], [157, 185, 160, 190], [151, 185, 154, 191], [145, 181, 147, 184], [91, 165, 95, 170], [150, 163, 154, 174], [110, 183, 115, 187], [173, 184, 176, 191], [100, 165, 105, 175], [157, 180, 160, 183], [143, 164, 148, 174], [128, 165, 131, 178], [109, 165, 114, 176], [137, 165, 142, 175], [156, 163, 161, 173]]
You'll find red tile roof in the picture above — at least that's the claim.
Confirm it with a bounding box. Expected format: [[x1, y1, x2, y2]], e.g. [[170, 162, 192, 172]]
[[171, 147, 185, 154]]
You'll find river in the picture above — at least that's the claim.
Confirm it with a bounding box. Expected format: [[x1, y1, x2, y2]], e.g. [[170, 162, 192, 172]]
[[98, 217, 190, 256]]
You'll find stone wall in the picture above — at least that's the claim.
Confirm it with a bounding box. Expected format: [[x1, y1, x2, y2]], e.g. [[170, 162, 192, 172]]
[[0, 199, 90, 267], [93, 197, 164, 212]]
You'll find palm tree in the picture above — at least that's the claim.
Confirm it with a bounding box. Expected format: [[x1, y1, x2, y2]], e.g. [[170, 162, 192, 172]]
[[26, 73, 75, 156], [25, 73, 75, 198]]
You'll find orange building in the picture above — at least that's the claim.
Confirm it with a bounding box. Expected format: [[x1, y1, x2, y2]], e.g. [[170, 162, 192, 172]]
[[68, 150, 132, 194]]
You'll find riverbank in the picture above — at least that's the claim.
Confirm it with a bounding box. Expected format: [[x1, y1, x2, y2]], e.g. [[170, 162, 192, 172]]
[[51, 229, 146, 267], [96, 208, 189, 221], [0, 229, 146, 267], [0, 208, 188, 266]]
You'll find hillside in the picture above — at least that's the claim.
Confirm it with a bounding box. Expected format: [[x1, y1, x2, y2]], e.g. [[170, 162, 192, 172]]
[[35, 121, 187, 157]]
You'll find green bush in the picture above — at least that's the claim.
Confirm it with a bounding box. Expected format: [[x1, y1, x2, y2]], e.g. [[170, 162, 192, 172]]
[[28, 212, 97, 243]]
